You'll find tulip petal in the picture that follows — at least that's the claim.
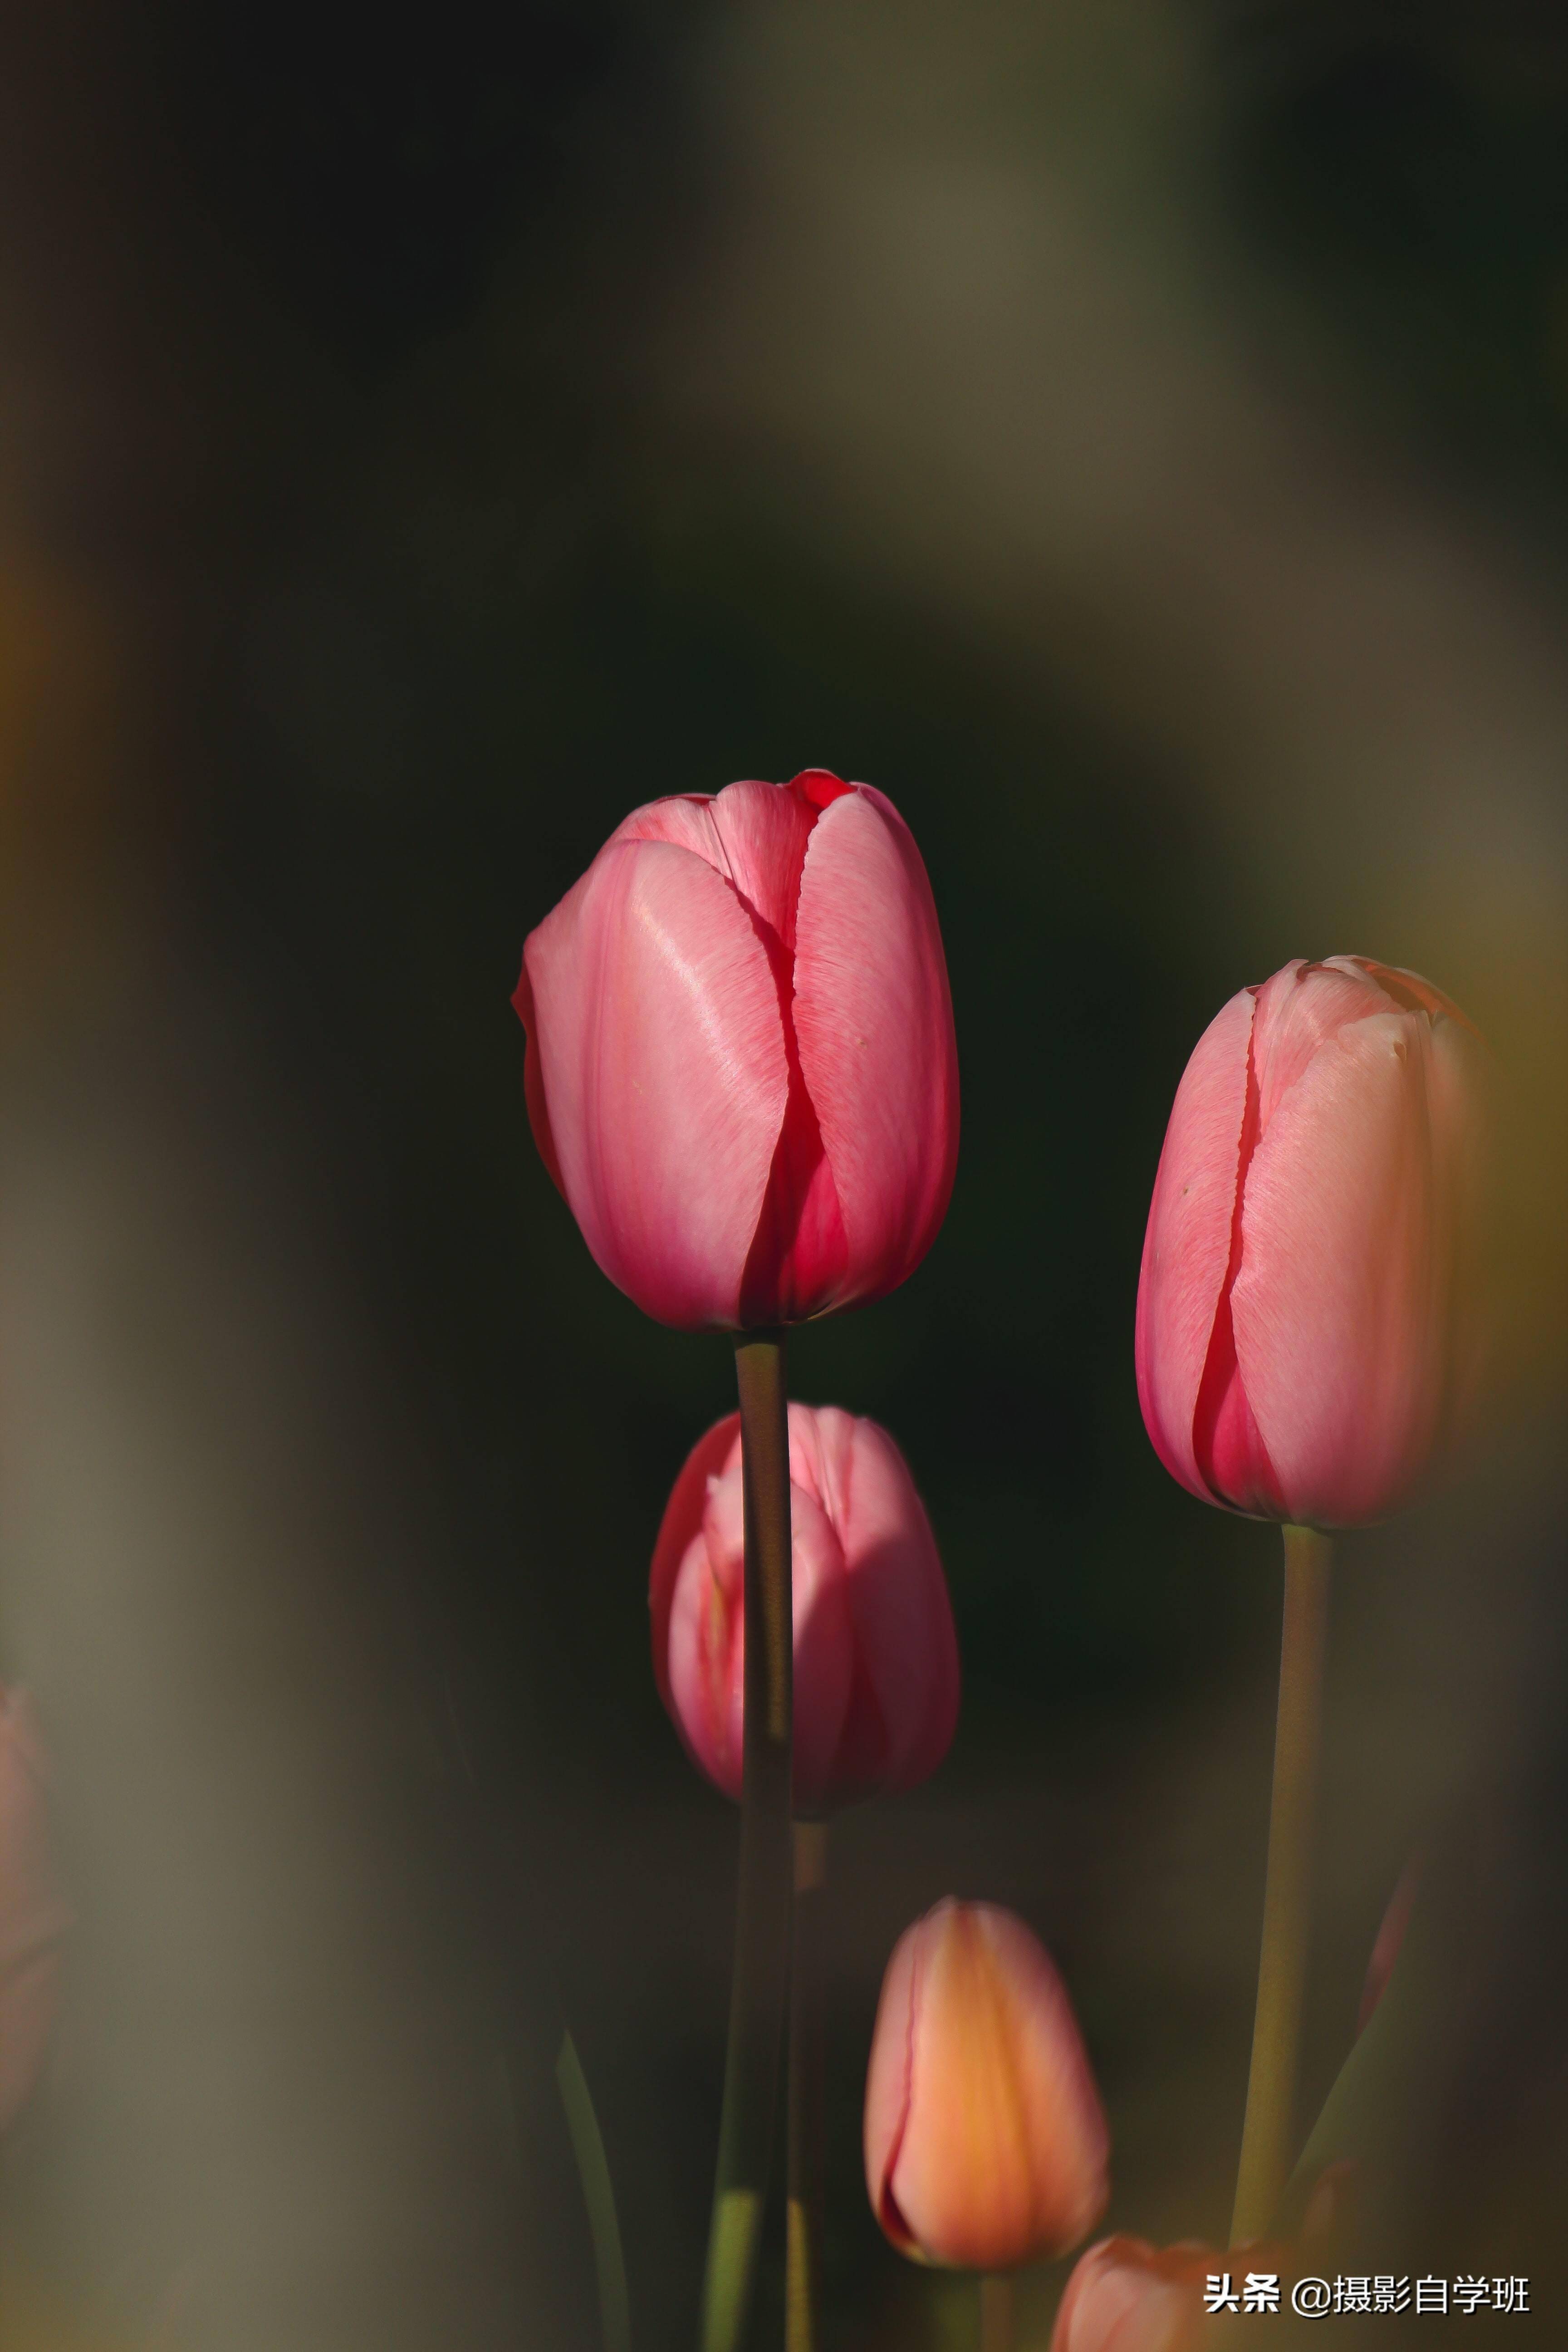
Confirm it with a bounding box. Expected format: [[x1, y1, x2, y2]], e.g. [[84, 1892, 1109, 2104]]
[[782, 1405, 957, 1799], [887, 1904, 1108, 2270], [656, 1402, 959, 1812], [738, 1064, 850, 1328], [665, 1520, 745, 1798], [1135, 988, 1256, 1503], [835, 1420, 958, 1794], [610, 793, 725, 862], [522, 839, 789, 1328], [649, 1413, 740, 1714], [1193, 1337, 1286, 1519], [1250, 958, 1379, 1134], [784, 1486, 855, 1808], [512, 953, 565, 1195], [706, 781, 820, 952], [889, 1904, 1039, 2268], [615, 782, 819, 952], [783, 1400, 849, 1521], [862, 1916, 921, 2251], [1231, 1010, 1444, 1526], [662, 1446, 856, 1809], [682, 1468, 854, 1808], [792, 788, 959, 1313], [1051, 2239, 1208, 2352], [1334, 955, 1475, 1031]]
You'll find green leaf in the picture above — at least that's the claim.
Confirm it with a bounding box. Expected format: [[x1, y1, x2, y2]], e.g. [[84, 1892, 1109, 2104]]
[[556, 2029, 633, 2352], [1280, 1872, 1449, 2238]]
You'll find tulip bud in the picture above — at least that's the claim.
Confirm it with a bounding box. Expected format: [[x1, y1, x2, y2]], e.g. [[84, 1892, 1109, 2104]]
[[650, 1403, 958, 1814], [1052, 2236, 1298, 2350], [864, 1900, 1108, 2271], [0, 1687, 70, 2131], [1050, 2239, 1210, 2352], [1136, 957, 1485, 1529], [515, 771, 959, 1330]]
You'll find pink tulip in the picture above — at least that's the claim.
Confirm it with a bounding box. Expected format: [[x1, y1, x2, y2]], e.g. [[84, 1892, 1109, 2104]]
[[514, 771, 958, 1329], [1136, 957, 1485, 1529], [1050, 2239, 1211, 2352], [0, 1687, 70, 2131], [650, 1403, 958, 1813], [864, 1900, 1108, 2271], [1065, 2235, 1316, 2351], [1054, 2236, 1300, 2350]]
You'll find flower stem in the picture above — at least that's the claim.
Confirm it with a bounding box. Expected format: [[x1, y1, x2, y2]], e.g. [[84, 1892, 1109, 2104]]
[[1230, 1523, 1333, 2245], [700, 1333, 795, 2352], [979, 2274, 1013, 2352], [786, 1819, 828, 2352]]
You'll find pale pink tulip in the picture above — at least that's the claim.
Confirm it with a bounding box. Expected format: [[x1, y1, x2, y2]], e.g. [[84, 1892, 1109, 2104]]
[[514, 770, 958, 1329], [1050, 2239, 1211, 2352], [1136, 957, 1485, 1528], [0, 1687, 69, 2131], [1054, 2236, 1298, 2349], [650, 1403, 958, 1813], [864, 1900, 1108, 2270]]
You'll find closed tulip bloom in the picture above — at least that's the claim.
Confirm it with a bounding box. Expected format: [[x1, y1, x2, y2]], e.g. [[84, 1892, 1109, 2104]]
[[1136, 957, 1485, 1529], [1052, 2240, 1232, 2352], [650, 1403, 958, 1813], [864, 1900, 1108, 2271], [0, 1688, 70, 2132], [515, 770, 958, 1329]]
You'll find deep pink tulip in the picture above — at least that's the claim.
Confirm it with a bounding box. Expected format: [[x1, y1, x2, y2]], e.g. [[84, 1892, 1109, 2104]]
[[0, 1687, 69, 2132], [864, 1900, 1108, 2271], [1136, 957, 1485, 1529], [650, 1403, 958, 1814], [514, 771, 958, 1329]]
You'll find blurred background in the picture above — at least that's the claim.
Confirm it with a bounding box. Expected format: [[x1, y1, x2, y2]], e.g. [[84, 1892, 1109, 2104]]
[[0, 0, 1566, 2344]]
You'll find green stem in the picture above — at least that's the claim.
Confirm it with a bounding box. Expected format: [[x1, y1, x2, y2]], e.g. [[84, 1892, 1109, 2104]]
[[700, 1333, 794, 2352], [1230, 1523, 1333, 2245], [786, 1820, 828, 2352], [979, 2275, 1013, 2352]]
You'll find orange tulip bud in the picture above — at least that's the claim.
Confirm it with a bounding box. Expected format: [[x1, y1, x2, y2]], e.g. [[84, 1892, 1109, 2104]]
[[863, 1899, 1109, 2271]]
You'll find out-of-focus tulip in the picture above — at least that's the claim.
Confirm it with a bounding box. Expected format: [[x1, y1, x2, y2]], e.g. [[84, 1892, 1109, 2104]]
[[650, 1402, 958, 1813], [514, 770, 958, 1329], [1299, 2160, 1358, 2249], [1052, 2237, 1296, 2351], [1050, 2239, 1210, 2352], [0, 1687, 69, 2131], [1136, 957, 1485, 1529], [864, 1900, 1108, 2270], [1356, 1853, 1422, 2035]]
